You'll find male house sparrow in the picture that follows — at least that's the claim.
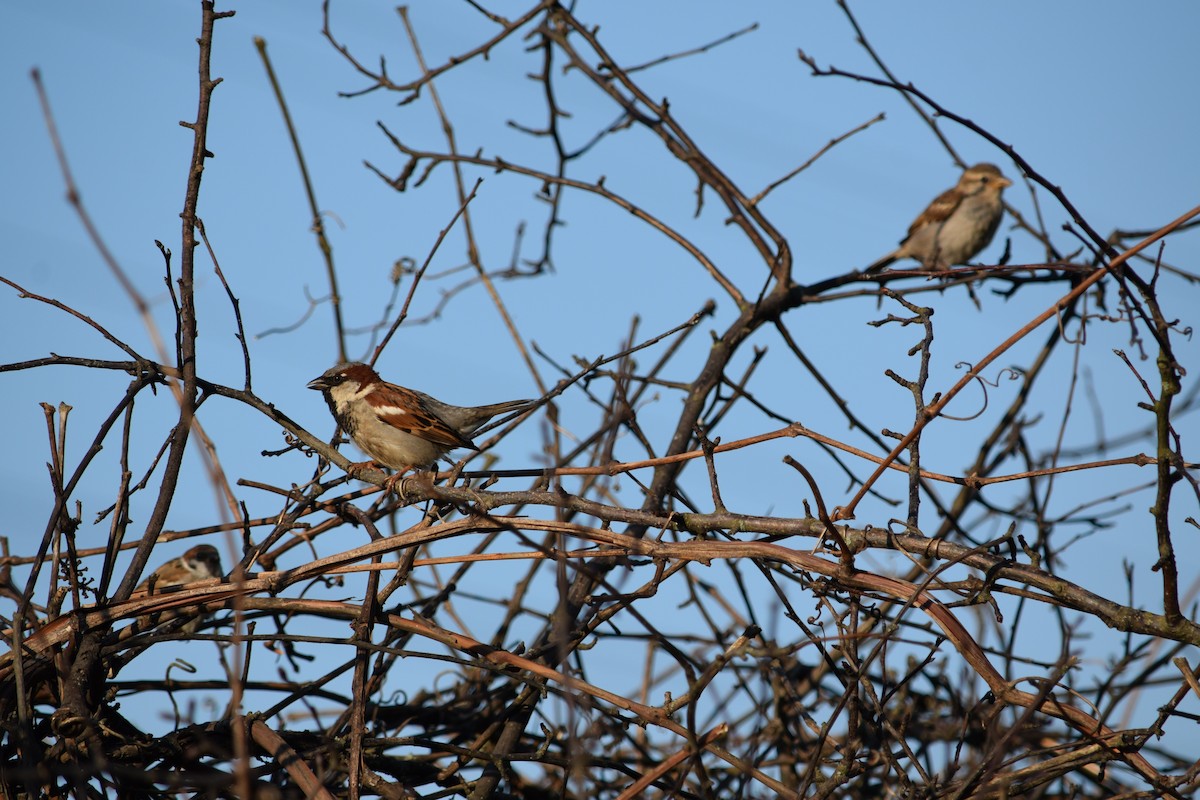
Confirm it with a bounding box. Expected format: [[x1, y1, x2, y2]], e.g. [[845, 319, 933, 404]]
[[136, 544, 223, 633], [865, 163, 1012, 273], [307, 362, 533, 474]]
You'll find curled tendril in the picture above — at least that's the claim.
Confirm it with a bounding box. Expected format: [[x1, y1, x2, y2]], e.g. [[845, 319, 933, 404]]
[[261, 430, 307, 459], [165, 658, 199, 730], [940, 363, 1024, 421]]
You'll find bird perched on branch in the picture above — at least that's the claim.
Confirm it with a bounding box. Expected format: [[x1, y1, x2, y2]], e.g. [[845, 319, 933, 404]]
[[307, 362, 532, 477], [136, 544, 224, 634], [865, 163, 1012, 273]]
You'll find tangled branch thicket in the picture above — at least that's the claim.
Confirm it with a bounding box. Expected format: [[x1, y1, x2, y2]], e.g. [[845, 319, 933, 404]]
[[3, 2, 1199, 798]]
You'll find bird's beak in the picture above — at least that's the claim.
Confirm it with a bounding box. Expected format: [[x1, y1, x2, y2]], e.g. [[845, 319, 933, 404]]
[[997, 176, 1013, 188], [307, 377, 330, 391]]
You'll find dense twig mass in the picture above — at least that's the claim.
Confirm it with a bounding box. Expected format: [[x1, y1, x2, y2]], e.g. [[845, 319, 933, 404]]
[[2, 2, 1198, 799]]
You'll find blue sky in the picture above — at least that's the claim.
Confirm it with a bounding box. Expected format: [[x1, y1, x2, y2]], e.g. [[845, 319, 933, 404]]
[[3, 0, 1198, 763]]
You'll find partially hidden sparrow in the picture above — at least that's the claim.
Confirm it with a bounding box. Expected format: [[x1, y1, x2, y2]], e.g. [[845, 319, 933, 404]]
[[136, 544, 224, 633], [865, 163, 1012, 273], [307, 362, 533, 476]]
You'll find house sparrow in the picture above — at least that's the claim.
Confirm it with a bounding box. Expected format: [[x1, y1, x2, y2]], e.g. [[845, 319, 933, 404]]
[[865, 163, 1012, 273], [136, 544, 223, 634], [307, 362, 533, 475]]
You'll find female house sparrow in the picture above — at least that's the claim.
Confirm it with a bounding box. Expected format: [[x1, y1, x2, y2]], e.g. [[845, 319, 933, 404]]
[[865, 163, 1012, 273], [136, 544, 223, 633], [307, 362, 533, 474]]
